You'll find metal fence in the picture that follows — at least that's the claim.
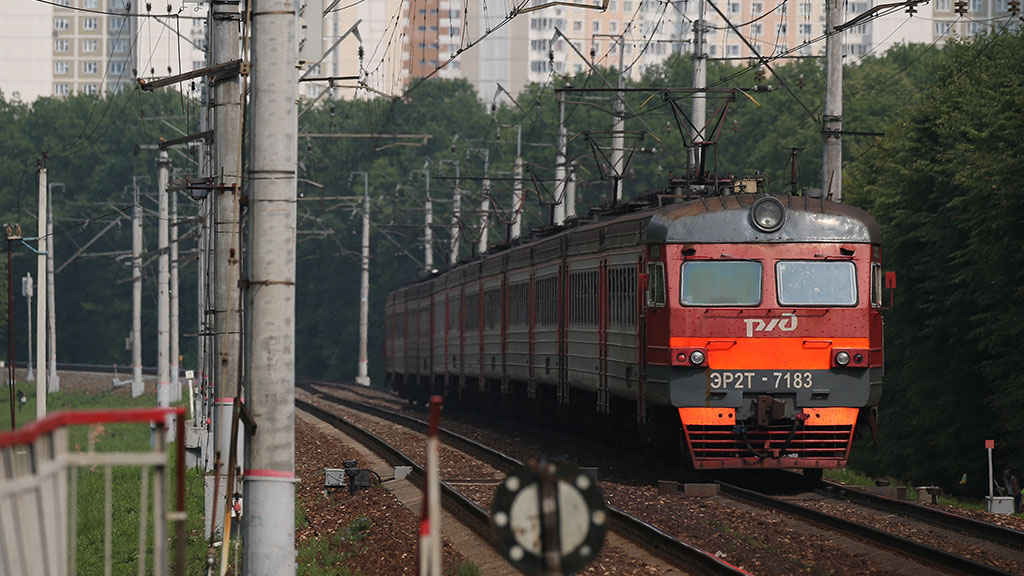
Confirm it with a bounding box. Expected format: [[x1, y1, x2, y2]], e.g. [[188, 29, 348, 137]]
[[0, 407, 186, 576]]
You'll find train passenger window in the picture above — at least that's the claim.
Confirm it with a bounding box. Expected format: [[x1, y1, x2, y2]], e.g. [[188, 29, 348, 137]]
[[646, 263, 665, 307], [608, 267, 637, 327], [681, 261, 762, 306], [535, 276, 558, 327], [464, 293, 479, 332], [483, 288, 502, 330], [776, 261, 857, 306], [508, 282, 529, 328]]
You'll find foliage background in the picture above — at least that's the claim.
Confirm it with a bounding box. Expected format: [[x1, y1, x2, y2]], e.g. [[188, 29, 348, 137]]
[[1, 29, 1021, 494]]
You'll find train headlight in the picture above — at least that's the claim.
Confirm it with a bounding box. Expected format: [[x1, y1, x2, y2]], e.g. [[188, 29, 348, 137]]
[[690, 350, 705, 365], [835, 351, 851, 366], [750, 197, 786, 233]]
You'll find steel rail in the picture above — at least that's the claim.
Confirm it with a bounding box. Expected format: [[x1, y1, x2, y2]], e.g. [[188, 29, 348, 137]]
[[819, 480, 1024, 551], [296, 381, 752, 576], [716, 481, 1017, 576]]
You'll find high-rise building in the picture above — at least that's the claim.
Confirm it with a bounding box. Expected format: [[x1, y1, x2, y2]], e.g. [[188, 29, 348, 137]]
[[0, 0, 206, 102]]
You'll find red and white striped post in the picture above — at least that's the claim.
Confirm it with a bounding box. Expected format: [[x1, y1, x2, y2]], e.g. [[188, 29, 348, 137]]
[[419, 395, 443, 576]]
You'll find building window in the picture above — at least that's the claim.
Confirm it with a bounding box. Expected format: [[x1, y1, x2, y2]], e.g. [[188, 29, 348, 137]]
[[728, 2, 740, 13], [934, 21, 953, 34], [55, 18, 70, 31], [111, 39, 129, 52], [54, 83, 71, 96], [55, 61, 70, 74], [83, 61, 99, 74], [55, 39, 70, 52], [84, 0, 98, 6], [609, 0, 617, 9], [777, 22, 787, 34], [799, 23, 813, 35], [83, 84, 99, 95], [935, 0, 951, 9], [83, 39, 99, 52], [727, 44, 740, 56], [752, 23, 763, 35], [110, 61, 126, 74], [624, 0, 633, 10], [610, 21, 617, 33], [752, 2, 763, 14], [83, 17, 98, 30], [592, 20, 600, 32]]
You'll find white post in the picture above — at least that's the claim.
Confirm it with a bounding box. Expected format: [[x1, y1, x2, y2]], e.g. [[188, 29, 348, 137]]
[[356, 173, 370, 387], [566, 163, 577, 220], [424, 170, 433, 272], [553, 91, 567, 226], [132, 179, 144, 398], [244, 0, 298, 571], [477, 151, 489, 256], [157, 149, 170, 410], [823, 0, 843, 202], [46, 193, 58, 392], [22, 274, 33, 382], [988, 440, 995, 499], [170, 186, 180, 401], [611, 35, 625, 203], [511, 155, 523, 240], [691, 0, 707, 172], [449, 163, 460, 266], [36, 166, 48, 418]]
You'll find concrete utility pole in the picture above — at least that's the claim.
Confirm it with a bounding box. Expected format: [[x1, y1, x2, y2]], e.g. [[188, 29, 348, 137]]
[[243, 0, 298, 572], [508, 125, 524, 240], [553, 90, 567, 226], [422, 169, 433, 272], [170, 186, 180, 401], [157, 149, 171, 410], [469, 149, 490, 256], [211, 0, 243, 482], [611, 34, 625, 204], [353, 172, 371, 387], [36, 165, 47, 418], [566, 163, 577, 219], [691, 0, 707, 172], [132, 179, 144, 398], [823, 0, 843, 202], [22, 274, 33, 382], [46, 190, 58, 392], [448, 161, 461, 266]]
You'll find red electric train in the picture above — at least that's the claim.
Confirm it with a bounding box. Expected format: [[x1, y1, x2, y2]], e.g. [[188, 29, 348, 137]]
[[384, 186, 883, 474]]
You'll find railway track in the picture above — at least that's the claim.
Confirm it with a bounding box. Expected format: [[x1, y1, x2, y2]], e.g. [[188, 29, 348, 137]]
[[295, 382, 752, 576], [301, 380, 1024, 576]]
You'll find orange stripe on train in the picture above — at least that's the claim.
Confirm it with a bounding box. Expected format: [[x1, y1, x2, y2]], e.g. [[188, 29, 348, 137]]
[[669, 337, 870, 370]]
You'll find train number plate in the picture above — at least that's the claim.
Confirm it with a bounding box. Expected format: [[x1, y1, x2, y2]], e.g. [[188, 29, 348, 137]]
[[708, 371, 815, 390]]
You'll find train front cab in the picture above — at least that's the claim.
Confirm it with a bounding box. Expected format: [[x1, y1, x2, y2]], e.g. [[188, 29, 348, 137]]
[[645, 196, 883, 472]]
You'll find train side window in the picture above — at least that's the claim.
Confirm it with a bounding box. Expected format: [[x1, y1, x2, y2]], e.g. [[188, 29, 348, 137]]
[[464, 293, 479, 332], [681, 261, 762, 306], [646, 262, 665, 307], [871, 262, 882, 308], [535, 276, 558, 327], [776, 260, 857, 306]]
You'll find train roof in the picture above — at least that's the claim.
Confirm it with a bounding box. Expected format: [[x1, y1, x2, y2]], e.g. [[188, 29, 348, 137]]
[[646, 194, 882, 245]]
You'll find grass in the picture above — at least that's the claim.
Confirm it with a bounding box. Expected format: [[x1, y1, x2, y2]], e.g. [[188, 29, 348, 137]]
[[0, 381, 208, 575], [824, 467, 1012, 514], [296, 505, 372, 576]]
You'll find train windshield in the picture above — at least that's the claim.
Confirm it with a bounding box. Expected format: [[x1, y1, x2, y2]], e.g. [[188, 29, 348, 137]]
[[776, 261, 857, 306], [680, 261, 762, 306]]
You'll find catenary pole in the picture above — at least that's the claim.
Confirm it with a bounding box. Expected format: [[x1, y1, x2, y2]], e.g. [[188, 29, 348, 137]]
[[553, 91, 566, 226], [36, 165, 47, 417], [23, 274, 33, 382], [46, 191, 58, 392], [566, 163, 576, 220], [691, 0, 707, 173], [356, 173, 370, 386], [449, 162, 460, 266], [611, 33, 625, 203], [132, 179, 144, 397], [157, 149, 171, 411], [212, 0, 243, 484], [171, 185, 180, 401], [474, 150, 489, 256], [424, 169, 433, 272], [510, 126, 523, 240], [823, 0, 843, 202], [243, 0, 298, 572]]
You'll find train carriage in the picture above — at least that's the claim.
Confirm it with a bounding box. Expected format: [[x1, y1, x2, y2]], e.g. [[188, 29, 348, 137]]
[[385, 190, 883, 472]]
